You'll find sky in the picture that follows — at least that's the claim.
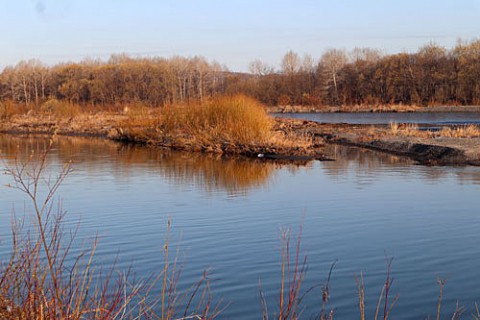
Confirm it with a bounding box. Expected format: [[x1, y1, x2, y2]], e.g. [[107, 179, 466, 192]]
[[0, 0, 479, 72]]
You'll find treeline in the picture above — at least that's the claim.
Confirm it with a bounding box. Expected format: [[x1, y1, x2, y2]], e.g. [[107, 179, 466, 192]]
[[1, 39, 480, 108], [0, 54, 227, 106], [237, 39, 480, 106]]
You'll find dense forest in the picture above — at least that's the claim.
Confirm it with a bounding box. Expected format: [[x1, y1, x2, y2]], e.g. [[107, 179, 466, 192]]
[[1, 39, 480, 108]]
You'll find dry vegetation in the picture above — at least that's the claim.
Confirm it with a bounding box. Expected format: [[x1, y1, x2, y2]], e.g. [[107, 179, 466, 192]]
[[437, 125, 480, 138], [0, 95, 319, 160], [272, 103, 422, 113], [2, 96, 480, 165], [94, 95, 314, 155], [354, 122, 480, 142], [2, 39, 480, 113], [388, 123, 480, 139], [160, 95, 273, 145]]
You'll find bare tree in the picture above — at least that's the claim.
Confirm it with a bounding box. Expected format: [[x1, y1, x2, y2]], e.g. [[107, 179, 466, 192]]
[[249, 59, 274, 76], [320, 48, 348, 104], [281, 50, 301, 74], [350, 47, 382, 64], [300, 54, 316, 73]]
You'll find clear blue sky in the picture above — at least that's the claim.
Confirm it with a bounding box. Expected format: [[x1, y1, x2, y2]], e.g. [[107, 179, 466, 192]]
[[0, 0, 479, 71]]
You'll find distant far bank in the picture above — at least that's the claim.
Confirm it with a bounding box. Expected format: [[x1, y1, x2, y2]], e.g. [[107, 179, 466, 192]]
[[2, 95, 480, 166], [2, 39, 480, 111], [266, 105, 480, 113]]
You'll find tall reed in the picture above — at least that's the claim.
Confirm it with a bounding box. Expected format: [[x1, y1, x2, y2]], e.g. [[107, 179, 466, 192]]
[[161, 95, 273, 145]]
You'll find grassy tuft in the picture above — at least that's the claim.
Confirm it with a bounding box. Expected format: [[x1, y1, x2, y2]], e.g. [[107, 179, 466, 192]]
[[41, 98, 83, 118], [161, 95, 273, 145], [437, 125, 480, 138], [388, 123, 480, 139], [0, 100, 18, 120], [388, 122, 430, 137], [0, 100, 28, 120]]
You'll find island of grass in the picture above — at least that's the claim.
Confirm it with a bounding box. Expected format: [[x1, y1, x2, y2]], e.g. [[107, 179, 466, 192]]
[[1, 95, 480, 166]]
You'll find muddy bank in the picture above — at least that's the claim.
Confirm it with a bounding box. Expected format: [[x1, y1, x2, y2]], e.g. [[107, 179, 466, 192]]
[[1, 113, 479, 166], [275, 117, 480, 166], [0, 113, 329, 162], [330, 138, 476, 166]]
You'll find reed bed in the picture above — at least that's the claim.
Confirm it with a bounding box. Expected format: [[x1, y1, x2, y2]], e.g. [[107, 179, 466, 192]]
[[118, 94, 312, 152], [0, 100, 29, 120], [388, 123, 480, 139], [273, 103, 422, 113], [40, 98, 83, 118], [437, 125, 480, 138], [343, 104, 421, 113], [388, 122, 431, 138], [160, 95, 273, 145]]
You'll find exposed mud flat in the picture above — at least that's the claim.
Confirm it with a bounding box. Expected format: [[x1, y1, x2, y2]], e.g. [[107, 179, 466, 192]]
[[275, 117, 480, 166]]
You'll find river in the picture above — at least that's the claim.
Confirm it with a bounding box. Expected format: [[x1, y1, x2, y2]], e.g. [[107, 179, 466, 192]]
[[1, 134, 480, 319], [274, 111, 480, 126]]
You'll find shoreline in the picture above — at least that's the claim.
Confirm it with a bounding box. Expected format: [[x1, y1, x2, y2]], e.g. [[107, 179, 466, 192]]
[[0, 113, 329, 162], [275, 118, 480, 166], [267, 105, 480, 114], [1, 113, 479, 166]]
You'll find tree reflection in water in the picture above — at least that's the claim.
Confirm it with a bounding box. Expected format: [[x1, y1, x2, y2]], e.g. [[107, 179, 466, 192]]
[[0, 134, 303, 195], [2, 135, 480, 195]]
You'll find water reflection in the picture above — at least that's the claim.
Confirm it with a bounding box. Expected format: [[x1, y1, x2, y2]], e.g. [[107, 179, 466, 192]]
[[323, 144, 415, 169], [322, 144, 480, 185], [276, 112, 480, 125], [2, 135, 480, 195], [0, 135, 285, 195], [2, 134, 480, 319]]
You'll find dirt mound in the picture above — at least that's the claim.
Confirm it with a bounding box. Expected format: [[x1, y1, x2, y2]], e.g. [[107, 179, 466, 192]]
[[368, 140, 468, 165]]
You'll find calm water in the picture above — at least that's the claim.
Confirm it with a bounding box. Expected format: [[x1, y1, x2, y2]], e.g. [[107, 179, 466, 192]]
[[1, 135, 480, 319], [274, 112, 480, 126]]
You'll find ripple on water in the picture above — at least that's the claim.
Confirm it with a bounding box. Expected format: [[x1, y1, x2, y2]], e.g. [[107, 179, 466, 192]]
[[1, 135, 480, 319]]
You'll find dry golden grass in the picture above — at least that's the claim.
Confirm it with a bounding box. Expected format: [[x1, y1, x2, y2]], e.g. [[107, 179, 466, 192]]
[[1, 96, 316, 153], [271, 103, 423, 113], [116, 95, 276, 147], [344, 104, 421, 113], [388, 123, 480, 139], [389, 122, 400, 135], [122, 101, 152, 117], [388, 123, 432, 138], [269, 131, 313, 149], [437, 125, 480, 138], [0, 100, 29, 120], [40, 98, 83, 118], [161, 95, 273, 145]]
